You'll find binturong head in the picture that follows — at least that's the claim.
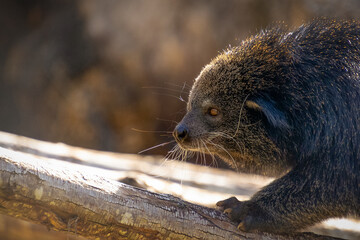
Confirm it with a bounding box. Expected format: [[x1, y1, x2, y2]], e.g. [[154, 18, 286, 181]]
[[173, 32, 295, 176]]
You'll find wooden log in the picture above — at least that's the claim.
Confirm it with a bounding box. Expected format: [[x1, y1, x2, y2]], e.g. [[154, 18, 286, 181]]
[[0, 133, 343, 240]]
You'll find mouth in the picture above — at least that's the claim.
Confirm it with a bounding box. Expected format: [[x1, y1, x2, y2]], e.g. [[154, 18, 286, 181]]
[[175, 140, 200, 151], [175, 137, 219, 154]]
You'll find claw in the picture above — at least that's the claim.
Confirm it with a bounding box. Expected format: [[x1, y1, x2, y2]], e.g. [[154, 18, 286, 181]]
[[224, 208, 232, 215], [237, 222, 246, 231]]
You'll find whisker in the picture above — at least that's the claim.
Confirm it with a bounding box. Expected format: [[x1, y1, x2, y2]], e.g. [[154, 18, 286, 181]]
[[233, 93, 250, 137], [138, 140, 175, 154], [149, 144, 179, 177], [174, 145, 185, 162], [198, 140, 204, 165], [131, 128, 173, 134], [142, 86, 189, 94], [166, 81, 192, 91], [166, 81, 189, 103], [194, 150, 200, 165], [150, 92, 187, 103], [143, 81, 190, 104], [177, 147, 184, 162], [240, 120, 262, 128], [208, 131, 245, 156], [155, 118, 179, 125], [206, 139, 239, 172], [159, 134, 173, 137], [202, 148, 207, 166], [179, 81, 189, 103], [200, 139, 218, 168], [197, 139, 206, 166], [168, 145, 180, 160], [183, 149, 189, 163]]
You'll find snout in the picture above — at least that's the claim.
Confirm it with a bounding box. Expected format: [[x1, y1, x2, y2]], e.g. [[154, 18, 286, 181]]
[[173, 123, 189, 143]]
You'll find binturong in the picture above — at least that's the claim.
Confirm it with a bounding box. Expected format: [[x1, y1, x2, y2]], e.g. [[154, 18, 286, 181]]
[[172, 19, 360, 233]]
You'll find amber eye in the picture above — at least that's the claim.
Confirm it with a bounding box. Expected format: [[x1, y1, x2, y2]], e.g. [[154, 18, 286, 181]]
[[209, 108, 219, 116]]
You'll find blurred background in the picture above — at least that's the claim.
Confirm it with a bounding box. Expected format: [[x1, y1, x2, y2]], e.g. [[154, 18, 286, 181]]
[[1, 0, 360, 239], [1, 0, 360, 157]]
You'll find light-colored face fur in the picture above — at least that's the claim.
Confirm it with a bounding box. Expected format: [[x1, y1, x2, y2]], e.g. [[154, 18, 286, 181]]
[[174, 41, 291, 176]]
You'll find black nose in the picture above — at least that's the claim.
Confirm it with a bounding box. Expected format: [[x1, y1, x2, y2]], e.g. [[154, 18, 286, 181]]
[[173, 124, 189, 142]]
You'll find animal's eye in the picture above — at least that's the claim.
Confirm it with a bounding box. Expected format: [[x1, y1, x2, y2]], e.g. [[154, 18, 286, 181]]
[[208, 108, 219, 116]]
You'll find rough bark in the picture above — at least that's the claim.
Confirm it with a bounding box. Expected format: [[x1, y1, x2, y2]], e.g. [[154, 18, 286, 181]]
[[0, 132, 344, 240]]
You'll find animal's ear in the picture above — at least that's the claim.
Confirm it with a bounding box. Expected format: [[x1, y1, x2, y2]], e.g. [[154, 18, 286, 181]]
[[246, 98, 289, 129]]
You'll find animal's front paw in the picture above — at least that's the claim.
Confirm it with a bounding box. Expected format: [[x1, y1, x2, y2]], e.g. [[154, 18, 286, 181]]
[[216, 197, 270, 232], [216, 197, 246, 222]]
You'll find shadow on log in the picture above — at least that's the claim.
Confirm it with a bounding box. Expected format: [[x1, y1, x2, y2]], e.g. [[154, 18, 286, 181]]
[[0, 131, 351, 239]]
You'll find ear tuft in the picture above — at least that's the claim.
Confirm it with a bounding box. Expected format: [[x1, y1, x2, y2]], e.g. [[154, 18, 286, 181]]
[[246, 98, 289, 129]]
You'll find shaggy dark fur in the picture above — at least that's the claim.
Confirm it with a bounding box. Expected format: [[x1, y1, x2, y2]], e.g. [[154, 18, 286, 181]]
[[173, 19, 360, 233]]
